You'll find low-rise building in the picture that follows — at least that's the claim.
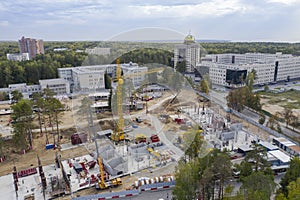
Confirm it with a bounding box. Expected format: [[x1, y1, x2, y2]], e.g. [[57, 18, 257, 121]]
[[39, 78, 70, 95], [85, 47, 111, 55], [6, 53, 30, 61]]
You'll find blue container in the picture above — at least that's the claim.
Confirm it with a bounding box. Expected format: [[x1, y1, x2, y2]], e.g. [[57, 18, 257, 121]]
[[46, 144, 54, 150]]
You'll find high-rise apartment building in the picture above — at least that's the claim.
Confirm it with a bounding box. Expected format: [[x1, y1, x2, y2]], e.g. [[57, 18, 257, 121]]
[[18, 36, 44, 59], [174, 33, 201, 73]]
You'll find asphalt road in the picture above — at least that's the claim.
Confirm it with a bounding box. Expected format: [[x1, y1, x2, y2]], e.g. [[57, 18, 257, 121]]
[[120, 189, 173, 200]]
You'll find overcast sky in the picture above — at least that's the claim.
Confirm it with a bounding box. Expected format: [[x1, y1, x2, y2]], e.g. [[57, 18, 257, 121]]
[[0, 0, 300, 42]]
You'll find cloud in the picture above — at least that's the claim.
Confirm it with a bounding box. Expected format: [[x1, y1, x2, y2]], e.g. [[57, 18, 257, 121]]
[[128, 0, 252, 19], [0, 21, 9, 26], [266, 0, 300, 5]]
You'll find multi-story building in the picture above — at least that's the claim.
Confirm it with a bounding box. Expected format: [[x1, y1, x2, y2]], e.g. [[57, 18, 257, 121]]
[[39, 78, 70, 95], [200, 53, 300, 87], [6, 53, 30, 61], [19, 36, 44, 59], [58, 63, 147, 92], [174, 33, 201, 73]]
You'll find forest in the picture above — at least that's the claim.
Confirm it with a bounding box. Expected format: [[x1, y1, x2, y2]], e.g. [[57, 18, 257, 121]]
[[1, 41, 300, 88]]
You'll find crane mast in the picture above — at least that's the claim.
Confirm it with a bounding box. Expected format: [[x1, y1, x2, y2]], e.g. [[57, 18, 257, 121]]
[[113, 59, 125, 141]]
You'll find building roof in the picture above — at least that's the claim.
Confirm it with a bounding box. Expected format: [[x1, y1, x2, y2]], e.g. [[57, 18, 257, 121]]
[[288, 145, 300, 154], [274, 137, 296, 147], [238, 144, 253, 152], [91, 101, 109, 108], [259, 141, 278, 151], [88, 92, 110, 97], [269, 150, 291, 163]]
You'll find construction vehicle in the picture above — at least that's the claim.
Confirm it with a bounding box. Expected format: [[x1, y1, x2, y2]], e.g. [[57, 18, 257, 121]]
[[96, 157, 122, 190], [135, 134, 147, 143], [111, 59, 163, 142], [150, 134, 160, 143]]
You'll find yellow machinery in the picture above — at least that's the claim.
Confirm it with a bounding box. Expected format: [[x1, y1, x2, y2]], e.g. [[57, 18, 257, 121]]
[[111, 59, 125, 142], [97, 157, 108, 189], [111, 59, 163, 142], [97, 157, 122, 190]]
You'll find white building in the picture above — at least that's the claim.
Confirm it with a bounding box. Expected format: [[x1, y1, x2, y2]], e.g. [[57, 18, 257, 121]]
[[200, 52, 300, 87], [85, 47, 111, 55], [6, 53, 30, 61], [174, 33, 201, 73], [39, 78, 70, 95], [58, 63, 147, 92], [72, 67, 106, 92]]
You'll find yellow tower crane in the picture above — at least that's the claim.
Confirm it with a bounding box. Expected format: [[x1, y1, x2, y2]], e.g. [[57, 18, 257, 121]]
[[111, 60, 163, 142]]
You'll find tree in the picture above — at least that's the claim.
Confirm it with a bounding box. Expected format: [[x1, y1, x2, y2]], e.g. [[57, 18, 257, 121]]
[[173, 160, 201, 200], [11, 99, 34, 150], [210, 152, 232, 199], [282, 108, 293, 127], [11, 90, 23, 103], [183, 128, 206, 161], [0, 92, 9, 101], [286, 178, 300, 200], [290, 114, 299, 131], [241, 171, 275, 200], [47, 97, 64, 145], [258, 114, 266, 125], [267, 112, 280, 130], [199, 79, 209, 94], [104, 72, 112, 89], [226, 88, 246, 112], [32, 93, 44, 136], [279, 157, 300, 197], [244, 144, 269, 172], [176, 61, 187, 74]]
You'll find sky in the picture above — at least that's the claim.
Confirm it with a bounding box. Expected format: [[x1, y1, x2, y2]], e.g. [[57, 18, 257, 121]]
[[0, 0, 300, 42]]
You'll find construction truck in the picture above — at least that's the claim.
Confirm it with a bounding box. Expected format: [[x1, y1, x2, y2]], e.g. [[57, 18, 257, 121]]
[[96, 157, 122, 190]]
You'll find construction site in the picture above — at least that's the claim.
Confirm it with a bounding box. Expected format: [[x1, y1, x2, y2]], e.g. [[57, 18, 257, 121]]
[[1, 60, 295, 200]]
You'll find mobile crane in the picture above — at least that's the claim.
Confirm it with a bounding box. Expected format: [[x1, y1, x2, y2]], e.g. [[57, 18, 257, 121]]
[[96, 157, 122, 190]]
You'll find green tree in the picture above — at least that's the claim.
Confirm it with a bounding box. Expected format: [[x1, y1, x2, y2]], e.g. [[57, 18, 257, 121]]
[[290, 114, 299, 131], [282, 108, 293, 127], [183, 128, 206, 161], [173, 160, 201, 200], [241, 171, 275, 200], [176, 61, 187, 74], [245, 144, 269, 172], [0, 92, 9, 101], [279, 157, 300, 197], [11, 99, 34, 150], [226, 88, 246, 112], [259, 114, 266, 125], [210, 152, 233, 199], [47, 97, 64, 145], [11, 90, 23, 103], [199, 79, 209, 94]]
